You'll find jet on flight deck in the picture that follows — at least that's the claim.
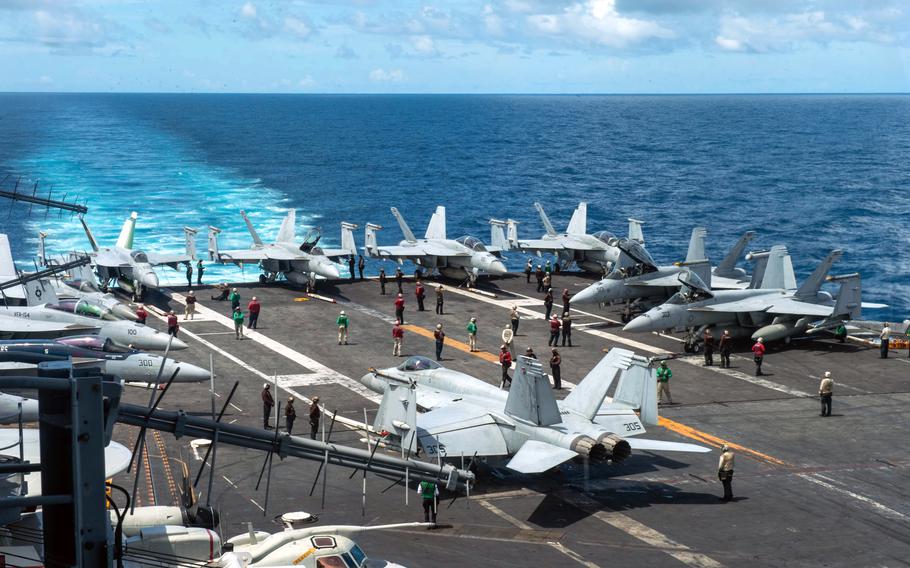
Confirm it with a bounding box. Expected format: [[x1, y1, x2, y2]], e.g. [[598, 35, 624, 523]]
[[208, 209, 356, 287], [360, 349, 708, 474], [363, 206, 507, 283]]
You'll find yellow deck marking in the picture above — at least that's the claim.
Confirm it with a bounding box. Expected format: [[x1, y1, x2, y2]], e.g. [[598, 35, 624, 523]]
[[658, 417, 789, 467], [402, 325, 501, 364]]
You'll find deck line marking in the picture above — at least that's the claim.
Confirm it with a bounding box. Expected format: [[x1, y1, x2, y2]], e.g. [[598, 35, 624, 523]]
[[401, 325, 501, 364], [675, 356, 813, 397], [798, 473, 909, 522], [547, 542, 601, 568], [249, 498, 265, 512], [657, 417, 789, 467]]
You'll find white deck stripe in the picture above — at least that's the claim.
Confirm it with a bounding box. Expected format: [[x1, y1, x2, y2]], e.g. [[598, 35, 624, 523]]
[[675, 355, 814, 397], [798, 473, 909, 522]]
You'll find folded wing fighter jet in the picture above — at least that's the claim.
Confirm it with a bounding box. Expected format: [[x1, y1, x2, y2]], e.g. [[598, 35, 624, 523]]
[[360, 349, 708, 474], [208, 210, 356, 287]]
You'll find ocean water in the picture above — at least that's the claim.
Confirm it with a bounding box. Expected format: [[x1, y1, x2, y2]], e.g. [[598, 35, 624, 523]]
[[0, 94, 908, 319]]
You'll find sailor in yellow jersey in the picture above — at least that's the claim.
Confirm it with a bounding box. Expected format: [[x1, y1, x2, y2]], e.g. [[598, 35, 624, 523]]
[[718, 444, 735, 502]]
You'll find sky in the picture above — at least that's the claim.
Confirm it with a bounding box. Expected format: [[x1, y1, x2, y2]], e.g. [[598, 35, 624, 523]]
[[0, 0, 908, 93]]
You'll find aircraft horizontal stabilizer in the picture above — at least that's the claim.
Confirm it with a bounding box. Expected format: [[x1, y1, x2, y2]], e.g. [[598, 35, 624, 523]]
[[626, 438, 711, 453], [506, 440, 578, 473]]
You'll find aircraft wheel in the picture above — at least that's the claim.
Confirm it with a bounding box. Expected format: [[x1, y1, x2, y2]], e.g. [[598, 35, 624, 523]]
[[620, 312, 632, 324]]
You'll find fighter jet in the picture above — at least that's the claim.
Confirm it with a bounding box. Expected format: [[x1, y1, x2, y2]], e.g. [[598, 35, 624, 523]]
[[623, 247, 884, 345], [208, 210, 355, 287], [364, 206, 507, 283], [360, 350, 708, 474], [504, 202, 645, 273], [0, 336, 209, 383], [571, 229, 755, 318], [79, 212, 197, 297], [0, 277, 186, 350]]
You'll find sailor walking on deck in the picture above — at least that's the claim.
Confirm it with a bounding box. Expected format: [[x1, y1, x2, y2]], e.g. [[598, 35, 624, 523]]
[[285, 397, 296, 433], [184, 291, 197, 320], [392, 320, 404, 356], [718, 445, 735, 501], [752, 337, 766, 376], [499, 345, 512, 389], [819, 371, 834, 417], [434, 324, 446, 361], [550, 348, 562, 389], [719, 330, 732, 368], [309, 396, 321, 440], [703, 328, 714, 366], [417, 480, 439, 526], [261, 384, 274, 429], [379, 267, 387, 295], [880, 323, 891, 358], [435, 285, 444, 315], [336, 310, 349, 345], [467, 317, 477, 352], [656, 361, 672, 405]]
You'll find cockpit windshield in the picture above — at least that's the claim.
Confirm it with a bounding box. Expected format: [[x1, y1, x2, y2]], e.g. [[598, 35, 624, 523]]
[[455, 236, 486, 252], [398, 356, 441, 371], [130, 251, 149, 263], [669, 271, 713, 303], [57, 336, 131, 353], [592, 231, 616, 245], [299, 228, 322, 253]]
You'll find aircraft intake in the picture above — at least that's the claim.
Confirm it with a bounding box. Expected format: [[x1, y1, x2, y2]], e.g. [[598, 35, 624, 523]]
[[570, 434, 631, 463]]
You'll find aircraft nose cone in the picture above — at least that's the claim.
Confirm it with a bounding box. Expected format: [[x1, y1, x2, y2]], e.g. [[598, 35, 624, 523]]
[[168, 336, 189, 350], [323, 263, 342, 279], [141, 272, 159, 289], [571, 283, 600, 305], [488, 259, 508, 275], [174, 361, 210, 383], [111, 304, 139, 321], [623, 314, 653, 333]]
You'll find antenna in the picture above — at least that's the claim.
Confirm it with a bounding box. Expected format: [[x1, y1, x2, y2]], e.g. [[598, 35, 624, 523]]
[[0, 177, 88, 215]]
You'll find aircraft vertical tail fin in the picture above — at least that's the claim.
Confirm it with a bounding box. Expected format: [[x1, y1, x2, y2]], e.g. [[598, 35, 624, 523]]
[[627, 218, 645, 244], [534, 203, 558, 237], [276, 210, 296, 243], [505, 357, 562, 426], [339, 222, 358, 256], [562, 349, 632, 421], [373, 381, 418, 456], [24, 277, 58, 306], [794, 249, 843, 300], [747, 249, 769, 289], [115, 212, 138, 250], [714, 231, 756, 278], [207, 226, 222, 261], [390, 208, 417, 243], [610, 354, 659, 426], [759, 245, 789, 289], [79, 215, 100, 253], [183, 227, 198, 260], [685, 227, 708, 263], [424, 206, 446, 240], [364, 223, 382, 257], [830, 273, 862, 320], [489, 219, 508, 251], [240, 210, 264, 246], [566, 202, 587, 235], [506, 219, 519, 247]]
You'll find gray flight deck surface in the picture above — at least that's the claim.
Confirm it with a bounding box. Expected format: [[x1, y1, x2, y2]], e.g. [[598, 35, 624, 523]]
[[111, 272, 910, 567]]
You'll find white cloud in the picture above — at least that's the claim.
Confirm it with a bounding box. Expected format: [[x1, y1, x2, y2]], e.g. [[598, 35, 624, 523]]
[[284, 16, 311, 38], [526, 0, 674, 48], [241, 2, 257, 19], [411, 34, 437, 54], [714, 36, 741, 51], [369, 68, 404, 82]]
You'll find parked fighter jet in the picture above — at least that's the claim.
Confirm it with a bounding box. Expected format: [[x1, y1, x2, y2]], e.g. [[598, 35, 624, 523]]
[[571, 229, 755, 318], [208, 210, 355, 287], [360, 350, 708, 474], [623, 247, 884, 345], [504, 202, 645, 273], [79, 212, 197, 297], [364, 206, 507, 283], [0, 336, 209, 383], [0, 278, 186, 350]]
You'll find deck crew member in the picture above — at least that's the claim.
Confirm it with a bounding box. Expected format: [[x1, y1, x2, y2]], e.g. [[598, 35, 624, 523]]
[[544, 260, 552, 274], [834, 323, 847, 343], [395, 267, 404, 293], [467, 317, 478, 352], [229, 288, 241, 312], [703, 328, 715, 366], [525, 347, 537, 359], [185, 262, 193, 287], [819, 371, 834, 417], [550, 348, 562, 389], [499, 345, 512, 389], [543, 289, 554, 321], [561, 312, 572, 347], [656, 361, 672, 404], [524, 260, 533, 283], [196, 259, 204, 286], [718, 444, 735, 501], [309, 396, 321, 439], [348, 256, 356, 281], [247, 296, 261, 329], [502, 324, 515, 358], [510, 306, 520, 334], [261, 384, 274, 429], [184, 290, 197, 320], [548, 315, 561, 346], [135, 304, 148, 325], [285, 397, 296, 433], [379, 268, 387, 295], [394, 293, 405, 324], [232, 307, 245, 339], [417, 480, 439, 526], [357, 255, 365, 280], [542, 273, 551, 292], [434, 324, 446, 361], [415, 281, 426, 311], [392, 320, 404, 356], [751, 337, 766, 376], [336, 310, 349, 345], [561, 289, 571, 313], [880, 323, 891, 358], [212, 282, 229, 301], [166, 311, 179, 337], [535, 265, 545, 292], [719, 330, 732, 368], [435, 285, 444, 315]]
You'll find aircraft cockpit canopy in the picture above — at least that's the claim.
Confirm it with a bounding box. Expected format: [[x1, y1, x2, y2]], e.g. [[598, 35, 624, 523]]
[[668, 271, 713, 303], [309, 535, 368, 568], [592, 231, 616, 245], [45, 300, 104, 319], [130, 251, 149, 263], [299, 228, 322, 253], [57, 336, 132, 353], [398, 355, 441, 372], [455, 236, 487, 252]]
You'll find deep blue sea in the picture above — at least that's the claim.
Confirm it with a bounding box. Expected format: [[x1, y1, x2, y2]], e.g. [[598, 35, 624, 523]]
[[0, 94, 907, 319]]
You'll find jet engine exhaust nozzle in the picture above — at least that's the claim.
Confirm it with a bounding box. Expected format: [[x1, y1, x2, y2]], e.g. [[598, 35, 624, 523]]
[[598, 433, 632, 463], [570, 434, 629, 463]]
